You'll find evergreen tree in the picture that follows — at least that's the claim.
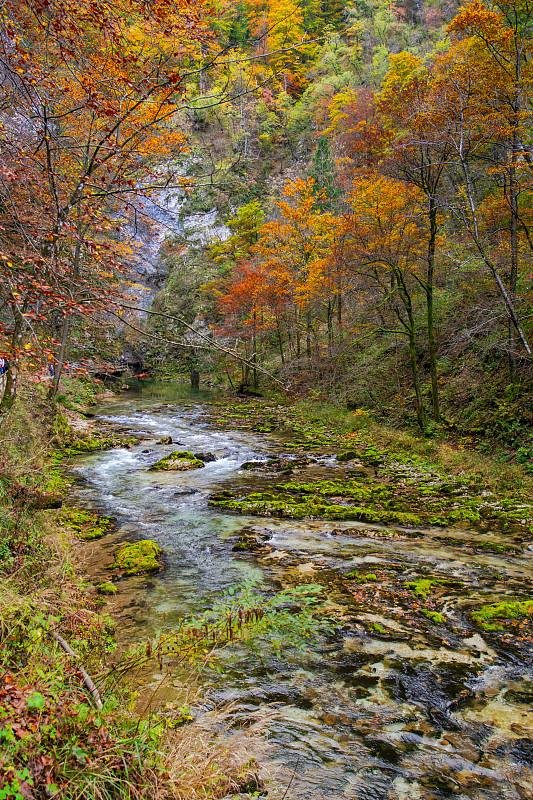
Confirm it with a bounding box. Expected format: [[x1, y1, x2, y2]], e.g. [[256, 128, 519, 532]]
[[310, 136, 340, 211]]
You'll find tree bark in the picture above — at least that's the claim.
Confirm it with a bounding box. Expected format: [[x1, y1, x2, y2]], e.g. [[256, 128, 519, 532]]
[[508, 125, 519, 382], [0, 306, 25, 425], [426, 195, 440, 421], [395, 269, 426, 430]]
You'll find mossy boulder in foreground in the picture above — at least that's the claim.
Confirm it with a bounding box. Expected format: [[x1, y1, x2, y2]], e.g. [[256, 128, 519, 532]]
[[97, 582, 118, 595], [61, 506, 113, 540], [108, 540, 162, 577], [149, 450, 204, 471]]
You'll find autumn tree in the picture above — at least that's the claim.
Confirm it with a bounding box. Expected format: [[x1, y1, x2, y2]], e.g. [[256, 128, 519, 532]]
[[0, 0, 213, 414], [375, 51, 455, 421], [426, 34, 533, 370], [254, 177, 342, 363], [447, 0, 533, 379], [345, 175, 429, 428]]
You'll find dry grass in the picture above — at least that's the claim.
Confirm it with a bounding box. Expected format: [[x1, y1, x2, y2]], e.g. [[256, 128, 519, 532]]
[[290, 396, 533, 493], [158, 705, 269, 800], [367, 419, 533, 493]]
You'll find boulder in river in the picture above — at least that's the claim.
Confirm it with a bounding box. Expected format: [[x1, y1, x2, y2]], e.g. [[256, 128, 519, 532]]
[[149, 451, 204, 471], [157, 435, 173, 444], [337, 449, 359, 462], [193, 451, 216, 462], [107, 540, 162, 577], [97, 582, 118, 595]]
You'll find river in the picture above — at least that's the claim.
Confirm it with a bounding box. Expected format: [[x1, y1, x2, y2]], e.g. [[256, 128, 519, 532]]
[[67, 383, 533, 800]]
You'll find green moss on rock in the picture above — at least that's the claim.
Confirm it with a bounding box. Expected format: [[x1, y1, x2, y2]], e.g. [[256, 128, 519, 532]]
[[149, 451, 204, 471], [97, 582, 118, 595], [61, 506, 113, 540], [345, 571, 378, 583], [209, 490, 423, 525], [337, 450, 359, 462], [108, 540, 162, 577], [422, 608, 445, 624], [58, 436, 139, 458], [472, 600, 533, 631], [406, 579, 434, 599]]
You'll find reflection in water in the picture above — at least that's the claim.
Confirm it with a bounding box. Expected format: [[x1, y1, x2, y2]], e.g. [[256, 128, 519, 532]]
[[69, 384, 533, 799]]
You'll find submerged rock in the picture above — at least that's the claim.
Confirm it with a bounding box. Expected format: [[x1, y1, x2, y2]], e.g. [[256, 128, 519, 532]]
[[149, 451, 204, 471], [337, 449, 359, 462]]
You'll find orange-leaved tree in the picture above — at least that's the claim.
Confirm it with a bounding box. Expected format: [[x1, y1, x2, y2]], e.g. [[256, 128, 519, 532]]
[[0, 0, 213, 413], [425, 31, 533, 371], [254, 177, 343, 362], [446, 0, 533, 378], [376, 51, 454, 422], [344, 175, 429, 429]]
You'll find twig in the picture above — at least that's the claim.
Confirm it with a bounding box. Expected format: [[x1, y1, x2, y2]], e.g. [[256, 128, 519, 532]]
[[281, 754, 300, 800], [51, 630, 103, 710]]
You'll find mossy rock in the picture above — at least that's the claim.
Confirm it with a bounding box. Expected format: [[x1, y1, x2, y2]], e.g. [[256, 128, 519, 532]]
[[472, 599, 533, 631], [61, 506, 113, 540], [421, 608, 445, 624], [476, 540, 520, 554], [345, 571, 379, 583], [210, 492, 423, 526], [405, 579, 435, 600], [337, 450, 359, 462], [149, 451, 204, 471], [97, 582, 118, 595], [405, 578, 462, 600], [108, 540, 162, 577], [60, 436, 139, 457]]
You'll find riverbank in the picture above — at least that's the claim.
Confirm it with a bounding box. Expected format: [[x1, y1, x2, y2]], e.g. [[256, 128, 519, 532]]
[[0, 383, 262, 800], [3, 379, 533, 799]]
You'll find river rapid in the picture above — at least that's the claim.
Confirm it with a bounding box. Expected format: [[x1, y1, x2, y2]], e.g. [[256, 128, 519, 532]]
[[67, 384, 533, 800]]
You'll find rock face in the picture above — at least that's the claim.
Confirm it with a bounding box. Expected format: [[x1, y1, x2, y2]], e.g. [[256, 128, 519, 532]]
[[149, 451, 204, 471]]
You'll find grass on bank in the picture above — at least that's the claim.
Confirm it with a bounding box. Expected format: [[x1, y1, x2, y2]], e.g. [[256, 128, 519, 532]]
[[289, 397, 533, 494]]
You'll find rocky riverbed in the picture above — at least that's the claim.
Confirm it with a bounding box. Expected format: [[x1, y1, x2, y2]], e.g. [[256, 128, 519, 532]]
[[64, 384, 533, 800]]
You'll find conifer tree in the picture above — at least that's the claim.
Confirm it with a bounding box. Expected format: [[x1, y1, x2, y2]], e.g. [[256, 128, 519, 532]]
[[310, 136, 340, 211]]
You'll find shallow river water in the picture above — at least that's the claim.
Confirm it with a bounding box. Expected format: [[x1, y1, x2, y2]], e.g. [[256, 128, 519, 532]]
[[68, 384, 533, 800]]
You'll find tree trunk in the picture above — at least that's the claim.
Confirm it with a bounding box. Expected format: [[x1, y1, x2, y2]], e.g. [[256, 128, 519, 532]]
[[190, 349, 200, 390], [426, 195, 440, 421], [459, 129, 532, 359], [0, 309, 25, 425], [50, 314, 69, 399], [276, 320, 285, 364], [49, 238, 82, 399], [395, 269, 426, 430], [252, 312, 258, 390], [327, 299, 333, 358], [508, 126, 519, 382]]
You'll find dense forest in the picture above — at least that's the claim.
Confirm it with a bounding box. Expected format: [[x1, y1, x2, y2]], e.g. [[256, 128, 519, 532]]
[[3, 1, 533, 799], [2, 0, 533, 452]]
